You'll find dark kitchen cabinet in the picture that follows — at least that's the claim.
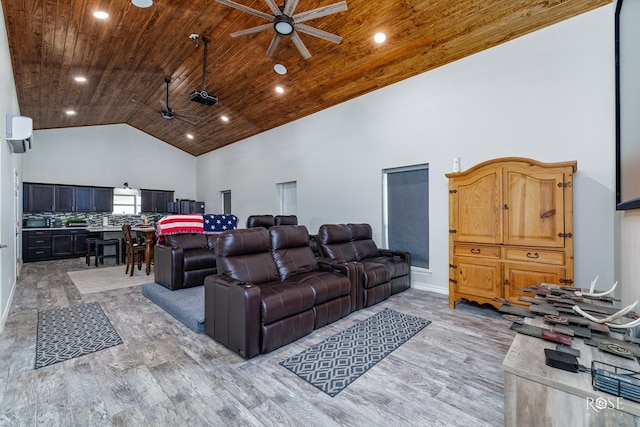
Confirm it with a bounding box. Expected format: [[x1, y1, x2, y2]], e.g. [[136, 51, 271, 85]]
[[22, 230, 52, 261], [75, 186, 113, 212], [71, 186, 113, 212], [24, 229, 89, 262], [52, 229, 88, 258], [93, 187, 113, 212], [24, 183, 55, 212], [75, 186, 93, 211], [55, 186, 76, 212], [23, 183, 114, 213], [141, 190, 174, 213]]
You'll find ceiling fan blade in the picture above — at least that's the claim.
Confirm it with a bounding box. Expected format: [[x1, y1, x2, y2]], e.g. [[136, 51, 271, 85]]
[[290, 32, 311, 59], [282, 0, 299, 16], [293, 1, 347, 24], [216, 0, 273, 21], [159, 100, 170, 113], [173, 115, 197, 126], [294, 24, 342, 44], [175, 113, 204, 120], [231, 23, 273, 38], [131, 99, 158, 113], [263, 0, 282, 16], [266, 34, 282, 57]]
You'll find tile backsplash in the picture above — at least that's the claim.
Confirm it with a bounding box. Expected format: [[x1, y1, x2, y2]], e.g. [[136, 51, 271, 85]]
[[23, 212, 164, 228]]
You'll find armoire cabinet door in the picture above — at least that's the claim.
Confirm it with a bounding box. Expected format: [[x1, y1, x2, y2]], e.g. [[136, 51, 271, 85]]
[[503, 262, 566, 305], [503, 165, 567, 248], [453, 256, 503, 300], [450, 167, 503, 244]]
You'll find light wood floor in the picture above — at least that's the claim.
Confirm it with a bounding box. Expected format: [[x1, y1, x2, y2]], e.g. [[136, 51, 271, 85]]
[[0, 258, 516, 426]]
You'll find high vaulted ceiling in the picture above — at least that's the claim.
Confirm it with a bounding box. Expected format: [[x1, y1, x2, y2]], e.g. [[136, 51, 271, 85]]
[[3, 0, 609, 156]]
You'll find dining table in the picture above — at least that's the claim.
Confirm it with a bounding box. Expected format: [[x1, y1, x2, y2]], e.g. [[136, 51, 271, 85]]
[[131, 225, 156, 275]]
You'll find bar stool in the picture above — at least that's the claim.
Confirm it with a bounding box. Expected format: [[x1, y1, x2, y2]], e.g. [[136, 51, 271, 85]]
[[95, 238, 120, 267], [85, 238, 99, 266]]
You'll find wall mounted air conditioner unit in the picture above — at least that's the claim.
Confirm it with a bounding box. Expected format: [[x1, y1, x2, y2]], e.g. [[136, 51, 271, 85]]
[[6, 115, 33, 153]]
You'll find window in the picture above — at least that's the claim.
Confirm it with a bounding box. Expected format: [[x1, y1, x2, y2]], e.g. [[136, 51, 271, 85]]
[[277, 181, 297, 215], [383, 165, 429, 269], [221, 190, 231, 215], [113, 188, 139, 214]]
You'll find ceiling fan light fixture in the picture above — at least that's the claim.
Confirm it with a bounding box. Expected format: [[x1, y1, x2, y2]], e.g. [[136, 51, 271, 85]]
[[374, 32, 387, 44], [274, 64, 287, 75], [273, 15, 294, 35], [93, 11, 109, 19], [132, 0, 153, 8]]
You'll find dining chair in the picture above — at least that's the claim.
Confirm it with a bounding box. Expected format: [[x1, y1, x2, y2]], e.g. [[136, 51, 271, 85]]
[[122, 224, 146, 276]]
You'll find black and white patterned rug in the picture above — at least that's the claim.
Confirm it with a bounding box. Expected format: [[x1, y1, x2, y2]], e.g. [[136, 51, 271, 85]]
[[35, 302, 123, 369], [280, 308, 431, 397]]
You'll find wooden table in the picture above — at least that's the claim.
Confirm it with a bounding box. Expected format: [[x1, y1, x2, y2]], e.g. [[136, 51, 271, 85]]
[[503, 316, 640, 426], [132, 226, 156, 275]]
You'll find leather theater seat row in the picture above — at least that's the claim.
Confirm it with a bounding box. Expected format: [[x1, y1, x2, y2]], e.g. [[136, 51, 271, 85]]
[[154, 214, 299, 290], [204, 223, 411, 358], [246, 214, 298, 228]]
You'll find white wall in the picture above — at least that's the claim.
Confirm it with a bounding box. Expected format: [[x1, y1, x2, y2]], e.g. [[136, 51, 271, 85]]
[[197, 5, 616, 295], [24, 124, 197, 198], [0, 0, 24, 332], [621, 211, 640, 307]]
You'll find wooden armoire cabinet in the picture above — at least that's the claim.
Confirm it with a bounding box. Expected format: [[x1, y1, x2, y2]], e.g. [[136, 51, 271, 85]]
[[446, 157, 577, 309]]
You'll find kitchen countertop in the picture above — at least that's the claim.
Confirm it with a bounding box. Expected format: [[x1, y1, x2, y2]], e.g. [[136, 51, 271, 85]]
[[23, 227, 128, 232]]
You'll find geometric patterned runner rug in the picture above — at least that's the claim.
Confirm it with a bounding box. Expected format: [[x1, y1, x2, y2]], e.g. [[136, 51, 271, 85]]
[[35, 302, 123, 369], [280, 308, 431, 397]]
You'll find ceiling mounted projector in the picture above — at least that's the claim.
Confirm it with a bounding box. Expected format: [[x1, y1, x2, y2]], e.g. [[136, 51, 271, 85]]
[[190, 36, 218, 106], [189, 90, 218, 106]]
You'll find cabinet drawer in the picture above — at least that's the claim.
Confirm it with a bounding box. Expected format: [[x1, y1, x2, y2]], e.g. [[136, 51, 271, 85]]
[[26, 247, 52, 258], [25, 230, 51, 237], [454, 244, 501, 259], [28, 236, 51, 247], [505, 248, 565, 265]]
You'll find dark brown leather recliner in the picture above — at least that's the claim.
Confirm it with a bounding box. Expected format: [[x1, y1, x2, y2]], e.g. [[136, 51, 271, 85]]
[[274, 215, 298, 226], [204, 225, 354, 358], [154, 233, 218, 290], [246, 215, 275, 228], [317, 223, 411, 309]]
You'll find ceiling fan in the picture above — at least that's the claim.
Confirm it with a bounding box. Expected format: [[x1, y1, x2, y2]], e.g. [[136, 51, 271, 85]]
[[216, 0, 348, 59], [131, 78, 203, 125]]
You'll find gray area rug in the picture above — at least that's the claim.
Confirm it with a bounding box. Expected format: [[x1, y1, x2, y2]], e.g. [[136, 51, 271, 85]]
[[280, 308, 431, 397], [35, 302, 123, 369], [141, 282, 205, 333]]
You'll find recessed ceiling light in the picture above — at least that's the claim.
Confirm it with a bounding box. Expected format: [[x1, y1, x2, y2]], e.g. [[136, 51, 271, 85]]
[[74, 76, 87, 83], [221, 115, 229, 122], [132, 0, 153, 8], [374, 32, 386, 44], [274, 64, 287, 75], [275, 86, 284, 94], [65, 110, 76, 116], [186, 133, 194, 139], [93, 11, 109, 19]]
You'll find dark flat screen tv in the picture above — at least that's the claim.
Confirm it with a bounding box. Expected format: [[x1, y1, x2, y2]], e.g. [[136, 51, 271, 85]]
[[616, 0, 640, 210]]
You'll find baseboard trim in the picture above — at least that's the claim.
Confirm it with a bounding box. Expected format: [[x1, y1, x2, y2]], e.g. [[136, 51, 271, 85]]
[[0, 274, 17, 334], [410, 267, 448, 295]]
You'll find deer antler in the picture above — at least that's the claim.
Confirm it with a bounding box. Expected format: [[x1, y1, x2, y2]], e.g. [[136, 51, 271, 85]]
[[605, 317, 640, 329], [572, 300, 638, 324], [575, 279, 618, 298]]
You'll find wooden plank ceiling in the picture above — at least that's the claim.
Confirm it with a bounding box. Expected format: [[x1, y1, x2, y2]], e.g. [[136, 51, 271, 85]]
[[3, 0, 610, 156]]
